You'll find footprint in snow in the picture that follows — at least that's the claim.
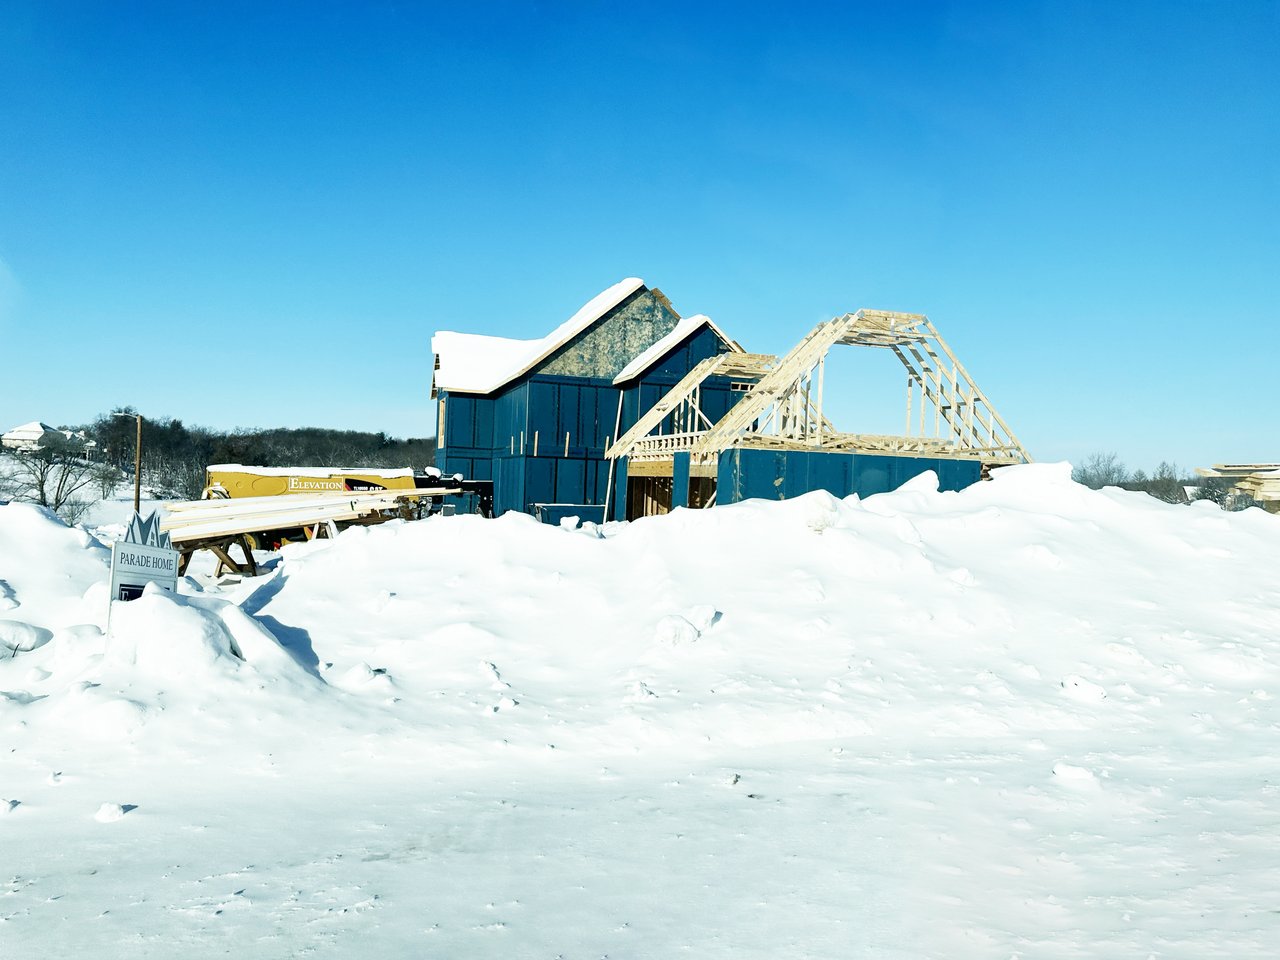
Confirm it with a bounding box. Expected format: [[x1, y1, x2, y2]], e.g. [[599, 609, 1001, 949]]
[[2, 799, 19, 815], [624, 680, 658, 702], [655, 615, 699, 646], [1052, 762, 1100, 789], [654, 606, 722, 646], [480, 660, 510, 690], [1060, 675, 1106, 702], [1021, 544, 1062, 568]]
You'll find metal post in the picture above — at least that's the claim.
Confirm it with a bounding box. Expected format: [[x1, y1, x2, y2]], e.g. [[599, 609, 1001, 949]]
[[133, 414, 142, 515], [114, 411, 143, 515]]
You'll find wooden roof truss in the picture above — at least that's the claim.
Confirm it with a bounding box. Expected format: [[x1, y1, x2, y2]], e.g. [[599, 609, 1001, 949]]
[[606, 308, 1029, 466]]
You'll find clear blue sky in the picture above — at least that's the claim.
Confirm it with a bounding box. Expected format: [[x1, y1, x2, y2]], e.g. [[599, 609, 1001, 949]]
[[2, 1, 1276, 471]]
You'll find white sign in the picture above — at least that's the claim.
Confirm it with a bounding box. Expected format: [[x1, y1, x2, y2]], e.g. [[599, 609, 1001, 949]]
[[109, 511, 180, 602], [110, 541, 179, 601]]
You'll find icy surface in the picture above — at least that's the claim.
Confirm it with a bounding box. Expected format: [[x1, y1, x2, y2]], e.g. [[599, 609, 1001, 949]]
[[2, 464, 1280, 956], [432, 277, 644, 393]]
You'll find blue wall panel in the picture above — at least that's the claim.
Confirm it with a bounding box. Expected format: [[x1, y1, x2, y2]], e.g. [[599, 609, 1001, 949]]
[[611, 458, 629, 521], [555, 458, 586, 503], [525, 457, 554, 508], [718, 448, 983, 505], [672, 452, 691, 509]]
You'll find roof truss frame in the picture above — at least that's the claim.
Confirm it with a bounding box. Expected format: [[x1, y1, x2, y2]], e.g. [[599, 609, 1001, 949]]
[[606, 308, 1030, 467]]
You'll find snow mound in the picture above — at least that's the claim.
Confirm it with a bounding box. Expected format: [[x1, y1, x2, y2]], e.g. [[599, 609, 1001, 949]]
[[3, 464, 1280, 958], [0, 619, 53, 653], [1052, 761, 1100, 789], [106, 588, 318, 692], [0, 502, 110, 630], [93, 802, 133, 823]]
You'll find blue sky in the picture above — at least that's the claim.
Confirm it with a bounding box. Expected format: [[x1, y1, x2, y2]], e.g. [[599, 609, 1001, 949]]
[[1, 1, 1276, 470]]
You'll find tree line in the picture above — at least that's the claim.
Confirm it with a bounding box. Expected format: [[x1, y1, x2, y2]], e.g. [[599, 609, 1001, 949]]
[[91, 407, 437, 499], [1071, 452, 1256, 509], [1, 407, 436, 518]]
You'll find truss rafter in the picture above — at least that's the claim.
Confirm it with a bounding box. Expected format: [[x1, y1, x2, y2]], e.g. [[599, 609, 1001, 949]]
[[607, 308, 1030, 468]]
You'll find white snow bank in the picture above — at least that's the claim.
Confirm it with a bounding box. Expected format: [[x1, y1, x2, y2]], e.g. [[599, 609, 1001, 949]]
[[106, 586, 316, 690], [243, 462, 1280, 752], [3, 464, 1280, 957], [0, 502, 110, 629]]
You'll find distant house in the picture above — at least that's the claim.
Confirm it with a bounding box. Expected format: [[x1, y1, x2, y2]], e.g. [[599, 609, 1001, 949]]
[[431, 278, 742, 519], [1, 421, 63, 451], [1196, 464, 1280, 514]]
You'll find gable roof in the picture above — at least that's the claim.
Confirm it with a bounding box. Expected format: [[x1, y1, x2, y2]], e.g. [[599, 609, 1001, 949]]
[[612, 314, 742, 384], [2, 421, 59, 441], [432, 278, 646, 395]]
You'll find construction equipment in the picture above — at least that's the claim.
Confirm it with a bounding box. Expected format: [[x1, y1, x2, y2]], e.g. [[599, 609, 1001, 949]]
[[203, 464, 431, 499]]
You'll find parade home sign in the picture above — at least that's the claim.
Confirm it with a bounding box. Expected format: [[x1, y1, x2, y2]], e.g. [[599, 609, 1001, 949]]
[[109, 512, 179, 601]]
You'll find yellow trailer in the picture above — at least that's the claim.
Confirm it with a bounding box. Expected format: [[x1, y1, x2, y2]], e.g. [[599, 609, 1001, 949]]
[[204, 463, 429, 499]]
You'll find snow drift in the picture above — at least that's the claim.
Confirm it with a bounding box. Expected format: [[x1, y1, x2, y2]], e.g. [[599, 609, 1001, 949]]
[[2, 464, 1278, 957]]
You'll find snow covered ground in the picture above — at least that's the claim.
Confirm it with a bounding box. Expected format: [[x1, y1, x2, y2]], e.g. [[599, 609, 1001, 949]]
[[2, 463, 1279, 957]]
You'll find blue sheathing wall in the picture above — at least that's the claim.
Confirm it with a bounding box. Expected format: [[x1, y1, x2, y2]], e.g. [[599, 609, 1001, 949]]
[[610, 458, 628, 522], [671, 452, 691, 509], [522, 374, 617, 513], [717, 449, 983, 504]]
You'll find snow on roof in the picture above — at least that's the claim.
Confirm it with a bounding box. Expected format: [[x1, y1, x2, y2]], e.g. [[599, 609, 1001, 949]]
[[432, 278, 646, 394], [2, 422, 62, 448], [2, 421, 58, 439], [612, 315, 742, 384]]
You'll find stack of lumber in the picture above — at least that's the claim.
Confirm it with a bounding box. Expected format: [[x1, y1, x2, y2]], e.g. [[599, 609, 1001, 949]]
[[1196, 464, 1280, 513], [159, 485, 461, 575]]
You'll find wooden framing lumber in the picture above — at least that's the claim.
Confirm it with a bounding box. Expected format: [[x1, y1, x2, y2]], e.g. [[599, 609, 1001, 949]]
[[606, 307, 1030, 472]]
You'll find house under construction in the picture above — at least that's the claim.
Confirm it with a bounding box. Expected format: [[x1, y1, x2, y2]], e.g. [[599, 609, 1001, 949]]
[[431, 280, 1030, 522]]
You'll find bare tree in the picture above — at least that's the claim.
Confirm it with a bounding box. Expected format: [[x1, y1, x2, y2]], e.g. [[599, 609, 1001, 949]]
[[1145, 461, 1186, 504], [93, 461, 122, 499], [0, 439, 99, 523], [1072, 452, 1128, 489]]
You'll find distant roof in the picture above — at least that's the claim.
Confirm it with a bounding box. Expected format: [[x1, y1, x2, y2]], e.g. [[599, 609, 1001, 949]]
[[2, 421, 58, 440], [432, 278, 646, 394], [613, 314, 742, 384]]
